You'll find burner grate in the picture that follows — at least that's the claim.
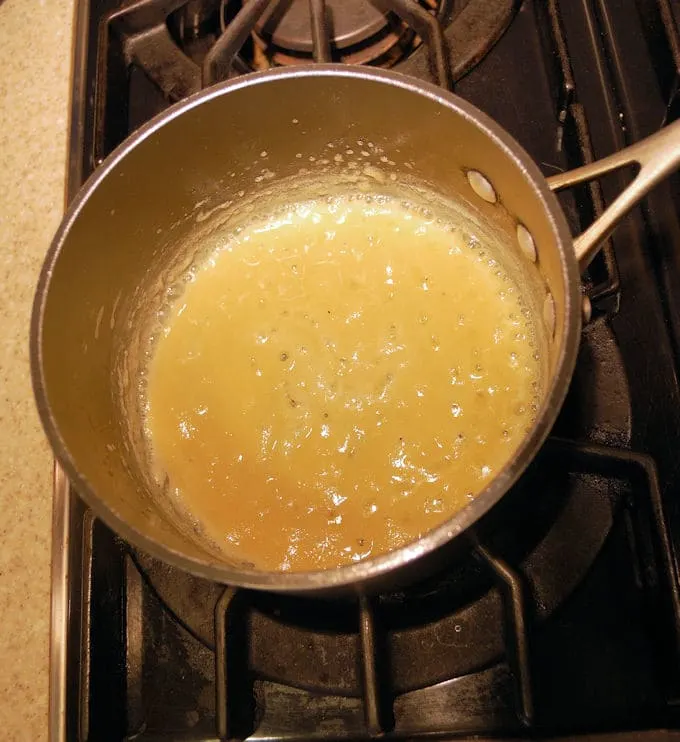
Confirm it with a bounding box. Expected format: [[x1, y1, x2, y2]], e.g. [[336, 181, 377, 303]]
[[92, 0, 515, 164]]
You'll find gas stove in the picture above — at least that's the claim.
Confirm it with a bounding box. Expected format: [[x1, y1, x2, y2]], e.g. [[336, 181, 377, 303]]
[[52, 1, 680, 740]]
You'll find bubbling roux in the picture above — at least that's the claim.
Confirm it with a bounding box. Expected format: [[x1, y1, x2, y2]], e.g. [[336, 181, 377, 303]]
[[144, 193, 543, 572]]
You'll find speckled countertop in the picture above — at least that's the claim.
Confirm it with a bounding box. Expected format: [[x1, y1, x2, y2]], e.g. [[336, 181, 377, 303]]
[[0, 1, 74, 739]]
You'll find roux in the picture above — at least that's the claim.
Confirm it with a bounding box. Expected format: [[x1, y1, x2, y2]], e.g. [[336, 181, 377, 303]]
[[144, 194, 542, 571]]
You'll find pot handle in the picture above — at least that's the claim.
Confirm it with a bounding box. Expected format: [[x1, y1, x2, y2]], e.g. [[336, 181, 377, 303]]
[[546, 118, 680, 271]]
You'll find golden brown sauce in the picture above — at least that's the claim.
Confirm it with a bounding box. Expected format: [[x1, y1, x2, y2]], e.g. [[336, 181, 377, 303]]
[[144, 194, 542, 572]]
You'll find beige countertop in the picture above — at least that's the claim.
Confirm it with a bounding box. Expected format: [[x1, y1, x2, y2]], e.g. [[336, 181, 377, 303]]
[[0, 1, 74, 739]]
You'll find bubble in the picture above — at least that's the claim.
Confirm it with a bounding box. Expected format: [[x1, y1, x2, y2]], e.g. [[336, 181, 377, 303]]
[[363, 502, 379, 516], [426, 497, 444, 513]]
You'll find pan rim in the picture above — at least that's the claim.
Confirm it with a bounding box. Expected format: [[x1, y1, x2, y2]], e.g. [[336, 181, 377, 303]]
[[30, 64, 582, 594]]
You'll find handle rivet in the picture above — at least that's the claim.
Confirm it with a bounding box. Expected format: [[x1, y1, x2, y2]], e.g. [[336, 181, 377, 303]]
[[466, 170, 497, 204], [516, 224, 537, 262]]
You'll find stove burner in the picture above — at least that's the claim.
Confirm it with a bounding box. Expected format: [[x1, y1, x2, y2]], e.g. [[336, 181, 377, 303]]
[[132, 446, 623, 696], [132, 438, 623, 696], [96, 0, 516, 159], [250, 0, 441, 68], [256, 0, 395, 52], [132, 456, 609, 695]]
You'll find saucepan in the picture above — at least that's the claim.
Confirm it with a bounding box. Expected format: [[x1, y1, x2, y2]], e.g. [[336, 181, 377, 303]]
[[30, 66, 680, 596]]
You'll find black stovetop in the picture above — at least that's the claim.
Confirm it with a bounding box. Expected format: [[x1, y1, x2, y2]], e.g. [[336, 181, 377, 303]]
[[52, 1, 680, 740]]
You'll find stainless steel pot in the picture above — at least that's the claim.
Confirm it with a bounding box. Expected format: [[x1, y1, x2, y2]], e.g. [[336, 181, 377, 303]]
[[31, 66, 680, 596]]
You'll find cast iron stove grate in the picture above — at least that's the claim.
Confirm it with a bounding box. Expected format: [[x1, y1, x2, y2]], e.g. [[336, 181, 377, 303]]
[[91, 0, 516, 160]]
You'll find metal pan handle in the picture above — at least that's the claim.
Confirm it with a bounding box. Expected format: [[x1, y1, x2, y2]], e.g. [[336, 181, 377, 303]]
[[547, 118, 680, 271]]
